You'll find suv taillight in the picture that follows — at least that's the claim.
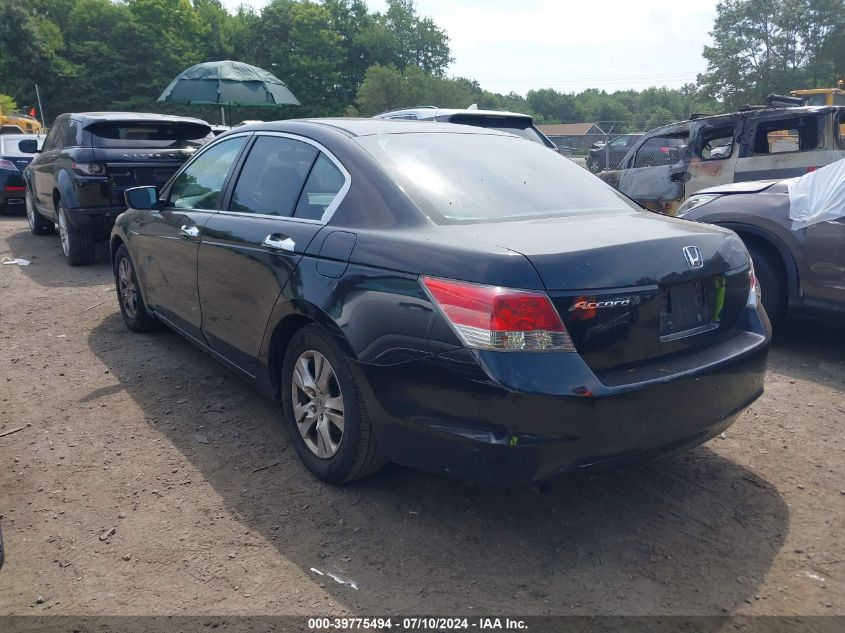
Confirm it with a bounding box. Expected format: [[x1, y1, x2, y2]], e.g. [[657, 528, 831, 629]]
[[72, 161, 106, 176], [421, 276, 575, 352]]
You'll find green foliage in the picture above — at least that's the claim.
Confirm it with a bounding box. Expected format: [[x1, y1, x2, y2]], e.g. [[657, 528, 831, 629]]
[[699, 0, 845, 110], [0, 0, 453, 124], [5, 0, 840, 132], [0, 93, 18, 115], [356, 64, 474, 115]]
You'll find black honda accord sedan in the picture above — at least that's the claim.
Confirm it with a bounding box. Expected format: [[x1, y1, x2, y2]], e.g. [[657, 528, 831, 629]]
[[111, 119, 770, 485]]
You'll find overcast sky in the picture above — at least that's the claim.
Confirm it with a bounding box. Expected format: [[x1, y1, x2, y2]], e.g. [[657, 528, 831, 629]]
[[223, 0, 718, 95]]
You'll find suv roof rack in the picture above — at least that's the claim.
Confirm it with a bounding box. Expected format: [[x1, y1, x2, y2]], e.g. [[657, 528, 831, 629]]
[[765, 94, 804, 108], [689, 112, 712, 120]]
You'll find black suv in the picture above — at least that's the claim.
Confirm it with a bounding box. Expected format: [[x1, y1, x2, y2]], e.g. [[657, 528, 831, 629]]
[[24, 112, 212, 265]]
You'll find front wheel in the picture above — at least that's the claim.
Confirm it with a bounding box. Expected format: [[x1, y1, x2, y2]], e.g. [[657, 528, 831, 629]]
[[114, 244, 160, 332], [57, 202, 95, 266], [26, 190, 54, 235], [747, 244, 787, 328], [282, 325, 384, 483]]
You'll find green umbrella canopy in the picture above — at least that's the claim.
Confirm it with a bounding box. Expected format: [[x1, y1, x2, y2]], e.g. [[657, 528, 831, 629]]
[[157, 60, 300, 107]]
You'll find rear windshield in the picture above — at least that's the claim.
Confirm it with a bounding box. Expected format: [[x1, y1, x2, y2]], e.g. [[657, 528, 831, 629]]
[[358, 133, 635, 224], [88, 122, 212, 148], [448, 115, 549, 145]]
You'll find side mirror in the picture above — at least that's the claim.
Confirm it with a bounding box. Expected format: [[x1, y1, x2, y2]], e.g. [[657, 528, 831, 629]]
[[124, 186, 159, 210], [18, 139, 38, 154]]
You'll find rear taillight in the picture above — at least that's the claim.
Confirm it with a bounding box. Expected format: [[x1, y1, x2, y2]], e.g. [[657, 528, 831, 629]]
[[421, 276, 575, 352], [0, 159, 17, 171], [747, 261, 760, 307], [72, 161, 106, 176]]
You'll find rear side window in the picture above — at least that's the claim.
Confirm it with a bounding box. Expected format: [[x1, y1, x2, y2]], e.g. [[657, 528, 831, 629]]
[[632, 132, 689, 167], [88, 122, 212, 148], [229, 136, 317, 216], [169, 136, 247, 210], [753, 116, 821, 154], [294, 154, 346, 220]]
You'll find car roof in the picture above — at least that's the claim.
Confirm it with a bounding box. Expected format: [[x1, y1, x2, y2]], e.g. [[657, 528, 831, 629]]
[[66, 112, 211, 126], [645, 105, 843, 136], [374, 107, 533, 121], [233, 118, 518, 138]]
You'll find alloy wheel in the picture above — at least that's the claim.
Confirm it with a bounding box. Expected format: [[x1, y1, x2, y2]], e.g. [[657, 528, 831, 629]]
[[117, 257, 138, 320], [57, 207, 69, 256], [291, 350, 345, 459]]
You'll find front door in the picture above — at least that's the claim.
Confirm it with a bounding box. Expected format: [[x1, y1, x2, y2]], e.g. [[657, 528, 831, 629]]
[[198, 133, 349, 375], [802, 216, 845, 303], [133, 135, 248, 339], [614, 128, 691, 215]]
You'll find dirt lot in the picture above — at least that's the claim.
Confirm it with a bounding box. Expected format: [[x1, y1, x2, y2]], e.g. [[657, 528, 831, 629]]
[[0, 214, 843, 617]]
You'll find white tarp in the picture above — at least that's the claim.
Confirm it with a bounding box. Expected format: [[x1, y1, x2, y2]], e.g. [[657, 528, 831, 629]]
[[787, 158, 845, 230]]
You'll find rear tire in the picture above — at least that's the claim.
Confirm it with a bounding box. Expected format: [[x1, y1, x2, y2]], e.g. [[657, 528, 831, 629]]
[[747, 244, 787, 328], [26, 190, 54, 235], [57, 202, 96, 266], [282, 325, 384, 483], [114, 244, 160, 332]]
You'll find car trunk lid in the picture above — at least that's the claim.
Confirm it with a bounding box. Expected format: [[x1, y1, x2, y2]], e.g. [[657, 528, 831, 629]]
[[451, 211, 752, 372]]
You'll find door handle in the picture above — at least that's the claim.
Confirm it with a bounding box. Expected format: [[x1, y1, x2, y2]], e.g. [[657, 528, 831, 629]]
[[669, 171, 690, 183], [179, 225, 200, 238], [263, 234, 296, 252]]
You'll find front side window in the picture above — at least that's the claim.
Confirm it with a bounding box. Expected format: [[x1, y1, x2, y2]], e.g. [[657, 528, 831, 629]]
[[699, 125, 734, 160], [229, 136, 317, 216], [169, 136, 247, 210], [632, 132, 689, 168], [358, 132, 634, 224]]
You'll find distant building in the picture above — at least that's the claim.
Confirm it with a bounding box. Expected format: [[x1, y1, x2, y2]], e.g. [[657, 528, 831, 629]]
[[537, 122, 604, 151]]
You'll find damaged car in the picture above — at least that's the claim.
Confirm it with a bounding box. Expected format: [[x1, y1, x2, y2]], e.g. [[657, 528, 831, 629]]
[[600, 100, 845, 215], [110, 119, 770, 486], [678, 158, 845, 326]]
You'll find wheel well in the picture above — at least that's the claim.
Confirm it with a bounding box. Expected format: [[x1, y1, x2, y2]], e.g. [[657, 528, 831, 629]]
[[726, 228, 796, 300], [110, 235, 124, 262], [268, 314, 314, 393]]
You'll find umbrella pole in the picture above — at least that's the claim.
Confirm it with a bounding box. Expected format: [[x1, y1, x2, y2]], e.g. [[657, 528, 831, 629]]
[[220, 106, 225, 126]]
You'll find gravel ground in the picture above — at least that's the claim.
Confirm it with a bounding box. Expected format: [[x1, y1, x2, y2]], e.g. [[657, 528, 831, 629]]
[[0, 214, 843, 617]]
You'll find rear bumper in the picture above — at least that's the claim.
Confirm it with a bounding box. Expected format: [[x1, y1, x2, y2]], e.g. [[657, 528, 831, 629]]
[[64, 205, 123, 237], [0, 190, 26, 212], [353, 306, 770, 486]]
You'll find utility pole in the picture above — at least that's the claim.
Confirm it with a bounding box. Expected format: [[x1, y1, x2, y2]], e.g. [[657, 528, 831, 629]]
[[34, 84, 45, 127]]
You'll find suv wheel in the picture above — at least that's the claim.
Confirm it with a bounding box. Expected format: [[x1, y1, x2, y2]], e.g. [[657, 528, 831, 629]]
[[114, 244, 160, 332], [26, 190, 54, 236], [748, 244, 787, 328], [282, 325, 384, 483], [57, 202, 95, 266], [588, 160, 602, 174]]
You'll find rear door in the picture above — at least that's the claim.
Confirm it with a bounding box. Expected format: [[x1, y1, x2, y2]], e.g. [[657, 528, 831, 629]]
[[134, 134, 249, 339], [615, 127, 691, 215], [197, 133, 349, 375], [734, 111, 845, 182]]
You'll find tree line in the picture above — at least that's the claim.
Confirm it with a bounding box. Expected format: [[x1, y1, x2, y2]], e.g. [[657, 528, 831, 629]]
[[0, 0, 843, 132]]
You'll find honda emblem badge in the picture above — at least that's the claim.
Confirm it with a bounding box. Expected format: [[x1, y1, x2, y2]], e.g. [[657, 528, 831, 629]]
[[683, 245, 703, 269]]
